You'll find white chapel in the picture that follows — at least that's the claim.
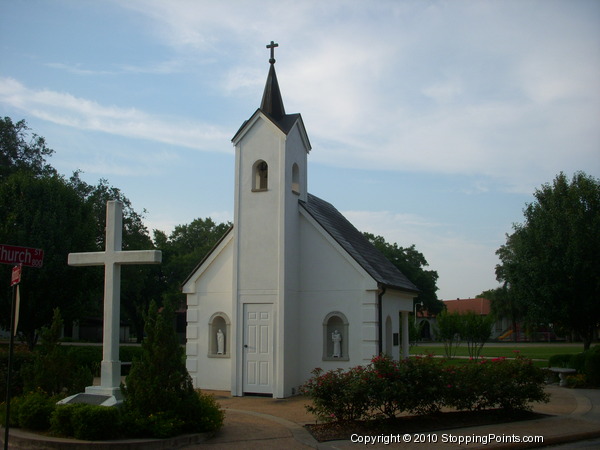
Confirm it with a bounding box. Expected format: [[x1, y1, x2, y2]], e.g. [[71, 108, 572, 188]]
[[183, 43, 419, 398]]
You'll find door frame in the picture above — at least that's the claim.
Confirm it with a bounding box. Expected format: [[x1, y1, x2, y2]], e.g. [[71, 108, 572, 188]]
[[241, 303, 274, 395]]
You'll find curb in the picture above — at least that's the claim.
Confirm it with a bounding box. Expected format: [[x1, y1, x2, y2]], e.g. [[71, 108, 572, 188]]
[[0, 427, 213, 450]]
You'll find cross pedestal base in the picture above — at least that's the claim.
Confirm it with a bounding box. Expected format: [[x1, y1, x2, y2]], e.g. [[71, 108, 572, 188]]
[[58, 386, 122, 407]]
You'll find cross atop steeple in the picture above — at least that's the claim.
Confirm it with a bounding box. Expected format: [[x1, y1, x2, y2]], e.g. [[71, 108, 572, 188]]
[[266, 40, 278, 64]]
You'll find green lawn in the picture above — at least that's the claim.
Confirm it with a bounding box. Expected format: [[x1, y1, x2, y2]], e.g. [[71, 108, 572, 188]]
[[410, 343, 584, 362]]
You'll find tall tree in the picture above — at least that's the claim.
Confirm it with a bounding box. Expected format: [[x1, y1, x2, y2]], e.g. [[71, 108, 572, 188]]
[[0, 118, 160, 346], [479, 285, 525, 342], [0, 117, 56, 180], [0, 171, 97, 348], [154, 218, 231, 307], [363, 233, 443, 314], [496, 172, 600, 349]]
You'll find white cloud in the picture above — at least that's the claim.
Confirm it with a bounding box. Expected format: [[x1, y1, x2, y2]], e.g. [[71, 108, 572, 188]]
[[0, 77, 230, 153], [5, 0, 598, 194]]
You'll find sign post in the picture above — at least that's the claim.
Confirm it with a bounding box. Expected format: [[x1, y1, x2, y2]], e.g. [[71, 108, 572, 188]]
[[2, 245, 43, 450], [10, 265, 21, 286]]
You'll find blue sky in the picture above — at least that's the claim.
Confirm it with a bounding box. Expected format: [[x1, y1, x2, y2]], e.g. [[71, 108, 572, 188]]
[[1, 0, 598, 300]]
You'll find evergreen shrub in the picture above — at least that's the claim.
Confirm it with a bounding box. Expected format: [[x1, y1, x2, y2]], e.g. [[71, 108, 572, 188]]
[[70, 404, 120, 440], [122, 300, 224, 438], [50, 403, 85, 437], [21, 309, 93, 396], [16, 390, 56, 430]]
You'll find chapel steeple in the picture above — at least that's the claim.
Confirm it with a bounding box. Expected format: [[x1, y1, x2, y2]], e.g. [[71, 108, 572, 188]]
[[260, 41, 286, 121]]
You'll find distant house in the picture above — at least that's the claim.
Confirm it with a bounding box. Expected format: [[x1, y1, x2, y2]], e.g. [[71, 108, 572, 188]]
[[416, 298, 502, 341], [444, 297, 491, 315]]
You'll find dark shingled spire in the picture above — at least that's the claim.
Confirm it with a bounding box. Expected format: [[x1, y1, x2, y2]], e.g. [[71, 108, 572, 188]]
[[260, 41, 285, 121]]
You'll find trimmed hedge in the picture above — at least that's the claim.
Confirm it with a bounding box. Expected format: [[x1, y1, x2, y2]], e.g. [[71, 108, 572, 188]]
[[4, 388, 223, 441], [301, 354, 549, 422], [549, 345, 600, 387]]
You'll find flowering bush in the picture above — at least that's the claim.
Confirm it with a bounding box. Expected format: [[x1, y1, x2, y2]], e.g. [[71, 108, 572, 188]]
[[483, 356, 549, 411], [300, 366, 370, 422], [302, 354, 549, 423]]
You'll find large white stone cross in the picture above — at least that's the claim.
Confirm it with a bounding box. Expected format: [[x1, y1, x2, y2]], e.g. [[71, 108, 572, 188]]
[[68, 200, 161, 401]]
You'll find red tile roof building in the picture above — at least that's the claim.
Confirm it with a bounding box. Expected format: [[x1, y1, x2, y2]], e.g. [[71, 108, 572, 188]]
[[443, 297, 491, 315]]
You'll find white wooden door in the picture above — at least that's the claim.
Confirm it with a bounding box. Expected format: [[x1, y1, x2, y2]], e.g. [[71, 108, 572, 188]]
[[243, 304, 273, 394]]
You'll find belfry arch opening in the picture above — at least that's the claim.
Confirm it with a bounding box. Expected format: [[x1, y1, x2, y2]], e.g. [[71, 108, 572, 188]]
[[292, 163, 300, 194], [252, 160, 268, 191]]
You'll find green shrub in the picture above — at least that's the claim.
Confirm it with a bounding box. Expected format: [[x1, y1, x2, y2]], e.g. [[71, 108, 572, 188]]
[[365, 356, 403, 419], [583, 346, 600, 387], [570, 352, 587, 372], [141, 411, 184, 439], [301, 366, 370, 422], [444, 361, 488, 411], [444, 356, 549, 411], [484, 356, 549, 411], [17, 391, 55, 430], [549, 346, 600, 387], [0, 347, 36, 402], [122, 300, 224, 437], [0, 393, 26, 427], [71, 404, 121, 440], [302, 354, 549, 423], [177, 390, 225, 433], [548, 353, 573, 368], [50, 403, 87, 437], [66, 346, 102, 376], [21, 309, 94, 396]]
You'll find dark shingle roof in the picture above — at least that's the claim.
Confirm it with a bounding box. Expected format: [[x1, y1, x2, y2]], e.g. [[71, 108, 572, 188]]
[[300, 193, 419, 293], [260, 63, 285, 120]]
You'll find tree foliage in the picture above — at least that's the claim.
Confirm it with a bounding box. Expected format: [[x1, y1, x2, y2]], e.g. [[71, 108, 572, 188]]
[[435, 310, 463, 358], [0, 171, 97, 348], [0, 117, 56, 180], [479, 286, 525, 342], [0, 118, 160, 347], [495, 172, 600, 349], [363, 233, 442, 314], [461, 311, 494, 359], [154, 218, 231, 305], [122, 300, 223, 437]]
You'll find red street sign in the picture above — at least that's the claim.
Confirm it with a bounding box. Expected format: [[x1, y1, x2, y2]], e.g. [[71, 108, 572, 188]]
[[0, 244, 44, 268], [10, 265, 21, 286]]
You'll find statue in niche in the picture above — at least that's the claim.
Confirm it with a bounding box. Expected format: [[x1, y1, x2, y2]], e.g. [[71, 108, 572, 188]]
[[332, 329, 342, 358], [217, 329, 225, 355]]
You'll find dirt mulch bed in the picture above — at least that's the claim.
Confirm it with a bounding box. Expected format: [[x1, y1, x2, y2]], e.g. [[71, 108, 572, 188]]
[[305, 409, 547, 442]]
